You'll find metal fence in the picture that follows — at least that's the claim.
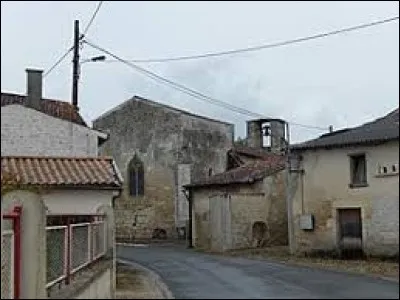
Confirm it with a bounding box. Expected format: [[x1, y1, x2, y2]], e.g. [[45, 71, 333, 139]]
[[91, 221, 106, 260], [1, 230, 14, 299], [46, 218, 107, 289], [46, 226, 68, 287]]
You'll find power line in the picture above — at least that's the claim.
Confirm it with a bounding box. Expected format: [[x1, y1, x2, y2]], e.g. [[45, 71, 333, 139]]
[[83, 38, 328, 131], [81, 1, 104, 38], [44, 2, 103, 78], [43, 46, 74, 78], [103, 16, 399, 64]]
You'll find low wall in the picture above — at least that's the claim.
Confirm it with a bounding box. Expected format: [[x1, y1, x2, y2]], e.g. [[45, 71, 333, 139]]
[[48, 259, 113, 299], [74, 268, 112, 299], [1, 189, 117, 299]]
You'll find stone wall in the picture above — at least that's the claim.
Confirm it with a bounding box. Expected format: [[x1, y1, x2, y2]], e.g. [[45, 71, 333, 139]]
[[291, 141, 399, 256], [191, 170, 288, 252], [1, 105, 101, 156], [93, 97, 234, 241]]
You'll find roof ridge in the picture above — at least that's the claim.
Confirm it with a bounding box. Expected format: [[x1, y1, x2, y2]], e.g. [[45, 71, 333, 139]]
[[1, 92, 87, 127], [198, 156, 285, 180], [1, 155, 114, 160], [94, 94, 234, 127], [1, 91, 73, 105]]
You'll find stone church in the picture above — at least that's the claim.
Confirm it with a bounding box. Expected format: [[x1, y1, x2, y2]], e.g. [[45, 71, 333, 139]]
[[93, 96, 234, 241]]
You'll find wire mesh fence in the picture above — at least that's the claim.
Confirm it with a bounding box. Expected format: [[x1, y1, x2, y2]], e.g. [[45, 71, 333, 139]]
[[70, 223, 91, 273], [1, 230, 14, 299], [45, 217, 107, 289], [46, 226, 67, 287], [91, 221, 106, 259]]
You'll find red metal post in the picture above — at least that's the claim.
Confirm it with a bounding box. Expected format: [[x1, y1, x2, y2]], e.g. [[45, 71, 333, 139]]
[[3, 205, 22, 299], [13, 206, 22, 300], [65, 217, 71, 285], [90, 216, 94, 262]]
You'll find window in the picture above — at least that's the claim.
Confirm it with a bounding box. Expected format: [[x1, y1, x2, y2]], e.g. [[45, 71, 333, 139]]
[[128, 155, 144, 196], [349, 154, 367, 187]]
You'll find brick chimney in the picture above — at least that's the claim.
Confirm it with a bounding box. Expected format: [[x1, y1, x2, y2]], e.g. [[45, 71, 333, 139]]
[[26, 69, 43, 110]]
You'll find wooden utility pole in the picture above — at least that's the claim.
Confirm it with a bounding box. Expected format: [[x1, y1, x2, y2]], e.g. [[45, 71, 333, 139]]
[[72, 20, 80, 108]]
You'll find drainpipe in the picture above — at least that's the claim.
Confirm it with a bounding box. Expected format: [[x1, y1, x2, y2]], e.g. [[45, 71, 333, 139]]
[[112, 189, 122, 209], [285, 121, 295, 255], [182, 188, 193, 248], [111, 189, 121, 299], [3, 206, 22, 299]]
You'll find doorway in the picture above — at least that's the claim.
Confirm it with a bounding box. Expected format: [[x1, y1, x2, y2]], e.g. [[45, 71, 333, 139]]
[[337, 208, 363, 258]]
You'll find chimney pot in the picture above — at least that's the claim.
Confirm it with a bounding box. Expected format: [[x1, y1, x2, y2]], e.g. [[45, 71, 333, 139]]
[[26, 69, 43, 110]]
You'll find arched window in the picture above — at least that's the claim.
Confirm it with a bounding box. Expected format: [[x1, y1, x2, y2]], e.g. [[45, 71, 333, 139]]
[[128, 154, 144, 196]]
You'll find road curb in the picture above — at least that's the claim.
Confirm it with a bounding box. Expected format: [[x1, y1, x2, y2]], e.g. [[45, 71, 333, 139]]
[[208, 251, 400, 284], [116, 242, 149, 247], [117, 259, 175, 299]]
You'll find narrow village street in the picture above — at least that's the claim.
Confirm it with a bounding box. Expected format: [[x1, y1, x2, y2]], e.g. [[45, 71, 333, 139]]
[[2, 2, 399, 299], [117, 244, 399, 299]]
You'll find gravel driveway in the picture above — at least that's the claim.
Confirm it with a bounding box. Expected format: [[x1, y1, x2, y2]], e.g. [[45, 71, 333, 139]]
[[117, 244, 399, 299]]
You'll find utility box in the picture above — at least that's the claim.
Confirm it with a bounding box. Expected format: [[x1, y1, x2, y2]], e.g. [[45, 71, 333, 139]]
[[300, 214, 314, 230]]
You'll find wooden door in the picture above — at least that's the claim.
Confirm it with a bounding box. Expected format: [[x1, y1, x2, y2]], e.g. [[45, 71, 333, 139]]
[[210, 195, 232, 252], [338, 208, 363, 257]]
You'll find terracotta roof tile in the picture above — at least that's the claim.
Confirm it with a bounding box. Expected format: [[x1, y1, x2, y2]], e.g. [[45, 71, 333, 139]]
[[228, 146, 278, 165], [1, 156, 122, 189], [186, 153, 285, 188], [1, 92, 87, 126]]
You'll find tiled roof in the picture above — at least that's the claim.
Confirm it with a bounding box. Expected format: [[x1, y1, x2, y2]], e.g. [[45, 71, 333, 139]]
[[230, 146, 277, 161], [292, 108, 399, 150], [1, 156, 122, 189], [1, 92, 87, 126], [186, 153, 285, 188]]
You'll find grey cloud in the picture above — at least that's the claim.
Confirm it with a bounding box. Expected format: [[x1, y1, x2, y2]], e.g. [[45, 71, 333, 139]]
[[1, 1, 398, 143]]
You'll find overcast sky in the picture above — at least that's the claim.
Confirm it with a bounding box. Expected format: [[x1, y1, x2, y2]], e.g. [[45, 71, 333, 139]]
[[1, 1, 399, 142]]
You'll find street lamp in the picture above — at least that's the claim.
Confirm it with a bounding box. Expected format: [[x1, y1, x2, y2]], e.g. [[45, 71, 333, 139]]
[[80, 55, 107, 64], [78, 55, 107, 79]]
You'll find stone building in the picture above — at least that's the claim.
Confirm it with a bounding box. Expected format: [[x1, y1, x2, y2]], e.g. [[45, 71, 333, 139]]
[[290, 108, 399, 257], [93, 96, 234, 241], [185, 119, 289, 252]]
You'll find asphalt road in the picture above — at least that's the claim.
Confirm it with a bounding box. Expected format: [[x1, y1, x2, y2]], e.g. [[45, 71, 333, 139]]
[[117, 244, 399, 299]]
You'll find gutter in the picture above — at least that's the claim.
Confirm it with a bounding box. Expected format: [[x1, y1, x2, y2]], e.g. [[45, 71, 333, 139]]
[[112, 189, 121, 209], [111, 159, 124, 186]]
